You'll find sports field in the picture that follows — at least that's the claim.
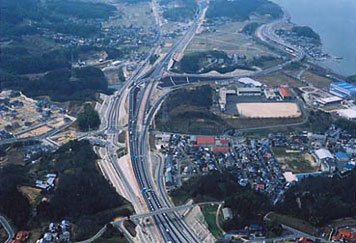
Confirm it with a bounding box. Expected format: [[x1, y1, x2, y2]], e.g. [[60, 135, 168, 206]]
[[236, 102, 301, 118]]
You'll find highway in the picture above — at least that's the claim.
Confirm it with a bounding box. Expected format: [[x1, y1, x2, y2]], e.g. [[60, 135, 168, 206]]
[[0, 216, 15, 243], [95, 1, 209, 242], [123, 2, 208, 242], [98, 2, 315, 242]]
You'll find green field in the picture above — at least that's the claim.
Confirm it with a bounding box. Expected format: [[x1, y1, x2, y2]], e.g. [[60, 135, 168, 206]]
[[201, 205, 223, 238]]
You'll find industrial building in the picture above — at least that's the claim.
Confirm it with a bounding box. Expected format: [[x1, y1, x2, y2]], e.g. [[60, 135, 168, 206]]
[[329, 82, 356, 97]]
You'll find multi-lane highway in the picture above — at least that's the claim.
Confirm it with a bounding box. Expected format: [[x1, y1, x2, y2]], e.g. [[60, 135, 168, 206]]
[[123, 2, 208, 242], [97, 1, 209, 242]]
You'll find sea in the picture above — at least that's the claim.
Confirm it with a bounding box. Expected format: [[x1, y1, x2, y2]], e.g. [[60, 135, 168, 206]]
[[271, 0, 356, 76]]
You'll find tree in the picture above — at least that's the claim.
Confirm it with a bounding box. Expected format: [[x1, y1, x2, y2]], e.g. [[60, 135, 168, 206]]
[[77, 104, 101, 131]]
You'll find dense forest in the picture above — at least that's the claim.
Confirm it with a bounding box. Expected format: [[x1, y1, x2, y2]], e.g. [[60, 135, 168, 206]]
[[155, 85, 230, 134], [241, 22, 261, 35], [2, 66, 108, 101], [0, 165, 31, 228], [276, 173, 356, 226], [291, 26, 321, 44], [207, 0, 282, 21]]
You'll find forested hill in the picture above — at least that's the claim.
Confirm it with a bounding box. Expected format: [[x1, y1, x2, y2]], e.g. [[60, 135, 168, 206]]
[[207, 0, 283, 21], [0, 0, 118, 100], [1, 0, 116, 38]]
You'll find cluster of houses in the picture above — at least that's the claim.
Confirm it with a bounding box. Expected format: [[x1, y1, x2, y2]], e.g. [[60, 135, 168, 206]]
[[275, 28, 326, 59], [43, 20, 157, 65], [157, 133, 285, 203], [36, 220, 71, 243], [157, 123, 355, 202], [311, 126, 356, 174]]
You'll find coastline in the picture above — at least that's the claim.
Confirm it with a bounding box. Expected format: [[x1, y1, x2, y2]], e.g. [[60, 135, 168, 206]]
[[272, 0, 356, 77], [276, 7, 348, 80]]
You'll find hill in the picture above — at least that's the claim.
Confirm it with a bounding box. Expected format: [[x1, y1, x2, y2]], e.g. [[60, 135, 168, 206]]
[[207, 0, 282, 21], [0, 140, 131, 241]]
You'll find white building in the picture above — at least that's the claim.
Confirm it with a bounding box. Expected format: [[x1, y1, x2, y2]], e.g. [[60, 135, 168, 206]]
[[314, 148, 335, 172], [238, 77, 262, 87], [317, 96, 342, 106], [222, 207, 233, 220], [338, 108, 356, 120]]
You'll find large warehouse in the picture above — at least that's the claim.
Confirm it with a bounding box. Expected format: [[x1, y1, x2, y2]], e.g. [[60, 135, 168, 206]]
[[329, 82, 356, 97]]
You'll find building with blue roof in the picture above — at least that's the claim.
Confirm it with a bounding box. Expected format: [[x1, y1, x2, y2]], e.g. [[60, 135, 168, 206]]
[[335, 151, 350, 162], [344, 164, 355, 170], [296, 172, 322, 181], [330, 82, 356, 98]]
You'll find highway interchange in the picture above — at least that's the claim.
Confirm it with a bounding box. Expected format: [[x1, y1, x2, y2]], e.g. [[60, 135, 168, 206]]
[[96, 1, 310, 242], [0, 1, 341, 242]]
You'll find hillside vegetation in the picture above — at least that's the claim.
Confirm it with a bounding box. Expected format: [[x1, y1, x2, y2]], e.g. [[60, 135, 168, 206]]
[[171, 170, 356, 233], [0, 0, 116, 100], [161, 0, 198, 22], [155, 85, 230, 134], [0, 140, 131, 241], [207, 0, 282, 21], [291, 26, 321, 44]]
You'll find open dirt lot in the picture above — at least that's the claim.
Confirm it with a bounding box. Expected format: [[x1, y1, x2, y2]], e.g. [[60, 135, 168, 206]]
[[273, 148, 319, 173], [17, 125, 52, 138], [236, 102, 301, 118]]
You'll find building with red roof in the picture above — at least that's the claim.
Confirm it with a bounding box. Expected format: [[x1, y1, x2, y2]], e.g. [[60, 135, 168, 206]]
[[197, 137, 215, 146], [213, 147, 230, 153], [12, 231, 30, 243], [279, 86, 291, 99], [298, 237, 313, 243], [255, 184, 265, 190], [332, 229, 356, 242]]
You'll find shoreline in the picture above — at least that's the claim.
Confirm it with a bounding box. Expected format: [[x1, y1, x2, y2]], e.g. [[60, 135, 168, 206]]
[[277, 6, 348, 80], [273, 0, 356, 77]]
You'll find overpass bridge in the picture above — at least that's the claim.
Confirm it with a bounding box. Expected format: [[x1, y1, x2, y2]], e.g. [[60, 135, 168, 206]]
[[112, 201, 222, 226]]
